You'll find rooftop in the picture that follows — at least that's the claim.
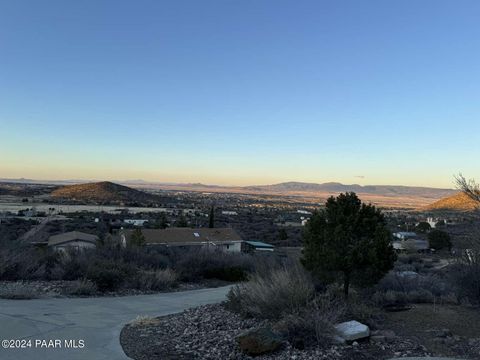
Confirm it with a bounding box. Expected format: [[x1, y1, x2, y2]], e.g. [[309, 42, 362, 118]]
[[48, 231, 99, 247], [121, 227, 243, 245], [244, 240, 274, 248]]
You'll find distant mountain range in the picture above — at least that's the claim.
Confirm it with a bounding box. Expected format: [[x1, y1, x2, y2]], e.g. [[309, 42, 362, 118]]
[[243, 181, 455, 198], [0, 178, 459, 208]]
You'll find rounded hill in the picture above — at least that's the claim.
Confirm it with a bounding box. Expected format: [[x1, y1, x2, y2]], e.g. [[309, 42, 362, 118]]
[[423, 192, 478, 212], [50, 181, 158, 204]]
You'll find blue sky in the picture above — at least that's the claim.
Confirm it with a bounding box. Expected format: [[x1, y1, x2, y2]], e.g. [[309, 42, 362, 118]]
[[1, 0, 479, 187]]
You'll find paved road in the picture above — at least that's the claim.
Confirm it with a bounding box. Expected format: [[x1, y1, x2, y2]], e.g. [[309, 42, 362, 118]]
[[18, 215, 66, 242], [388, 358, 465, 360], [0, 286, 231, 360]]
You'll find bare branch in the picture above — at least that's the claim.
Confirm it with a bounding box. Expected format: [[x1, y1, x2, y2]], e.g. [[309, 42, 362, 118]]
[[455, 173, 480, 204]]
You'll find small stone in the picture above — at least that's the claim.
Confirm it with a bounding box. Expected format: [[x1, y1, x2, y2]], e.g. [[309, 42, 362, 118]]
[[370, 335, 386, 343]]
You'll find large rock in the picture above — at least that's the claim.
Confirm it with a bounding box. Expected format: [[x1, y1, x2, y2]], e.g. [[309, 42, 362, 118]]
[[236, 327, 282, 356], [334, 320, 370, 342]]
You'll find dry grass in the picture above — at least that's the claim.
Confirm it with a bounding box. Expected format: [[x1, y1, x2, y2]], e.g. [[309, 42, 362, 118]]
[[64, 279, 97, 296], [226, 265, 314, 319], [0, 283, 39, 300], [130, 315, 161, 327], [131, 269, 178, 291]]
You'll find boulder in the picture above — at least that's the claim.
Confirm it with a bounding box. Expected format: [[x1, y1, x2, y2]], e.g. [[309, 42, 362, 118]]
[[334, 320, 370, 342], [236, 327, 282, 356]]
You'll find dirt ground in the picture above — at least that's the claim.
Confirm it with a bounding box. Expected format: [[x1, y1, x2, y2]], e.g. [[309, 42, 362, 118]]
[[383, 303, 480, 358]]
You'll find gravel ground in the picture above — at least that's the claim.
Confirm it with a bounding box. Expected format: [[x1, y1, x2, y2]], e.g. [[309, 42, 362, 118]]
[[121, 304, 431, 360]]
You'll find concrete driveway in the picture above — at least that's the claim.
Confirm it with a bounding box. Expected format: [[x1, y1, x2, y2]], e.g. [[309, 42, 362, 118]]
[[0, 286, 231, 360]]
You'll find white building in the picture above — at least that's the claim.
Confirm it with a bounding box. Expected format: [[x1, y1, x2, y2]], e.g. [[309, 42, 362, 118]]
[[124, 219, 149, 226], [393, 232, 418, 240]]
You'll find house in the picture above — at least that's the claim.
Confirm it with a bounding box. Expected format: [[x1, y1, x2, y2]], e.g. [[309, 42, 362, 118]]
[[392, 238, 429, 252], [119, 227, 244, 252], [124, 219, 149, 227], [276, 221, 303, 227], [393, 232, 418, 240], [221, 211, 238, 216], [242, 241, 274, 253], [48, 231, 98, 251]]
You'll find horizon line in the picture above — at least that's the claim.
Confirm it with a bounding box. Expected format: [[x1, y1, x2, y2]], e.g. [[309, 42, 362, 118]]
[[0, 177, 457, 191]]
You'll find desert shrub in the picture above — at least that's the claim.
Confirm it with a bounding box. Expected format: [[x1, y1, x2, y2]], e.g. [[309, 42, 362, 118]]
[[65, 279, 97, 296], [42, 251, 62, 280], [86, 260, 136, 291], [226, 265, 314, 319], [397, 253, 423, 265], [0, 248, 45, 281], [375, 271, 450, 305], [0, 283, 39, 299], [439, 292, 459, 305], [60, 251, 91, 280], [395, 254, 425, 272], [449, 262, 480, 303], [121, 247, 171, 270], [130, 269, 178, 291], [407, 289, 435, 303], [373, 288, 435, 306], [203, 266, 248, 282], [378, 272, 446, 295], [273, 290, 345, 349], [395, 263, 417, 272], [345, 295, 378, 328], [428, 230, 452, 251], [174, 249, 254, 282], [372, 290, 408, 307]]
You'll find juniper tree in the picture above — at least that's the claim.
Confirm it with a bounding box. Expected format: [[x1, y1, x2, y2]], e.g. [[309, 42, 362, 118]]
[[129, 228, 146, 247], [177, 213, 188, 227], [209, 206, 215, 228], [302, 192, 396, 298]]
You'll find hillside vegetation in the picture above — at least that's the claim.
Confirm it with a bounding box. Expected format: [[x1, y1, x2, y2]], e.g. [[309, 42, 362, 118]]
[[50, 181, 158, 204], [423, 192, 478, 212]]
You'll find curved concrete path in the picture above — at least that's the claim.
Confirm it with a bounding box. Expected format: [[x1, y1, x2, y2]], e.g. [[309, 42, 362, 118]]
[[388, 358, 466, 360], [0, 286, 231, 360]]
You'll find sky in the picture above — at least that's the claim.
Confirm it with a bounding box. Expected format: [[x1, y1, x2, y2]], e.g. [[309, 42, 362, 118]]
[[1, 0, 479, 188]]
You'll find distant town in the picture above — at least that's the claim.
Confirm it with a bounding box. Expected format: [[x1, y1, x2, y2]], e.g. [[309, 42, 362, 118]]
[[0, 179, 476, 253]]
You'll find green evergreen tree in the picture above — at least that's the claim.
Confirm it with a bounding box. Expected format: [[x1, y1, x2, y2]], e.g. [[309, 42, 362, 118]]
[[209, 206, 215, 228], [155, 212, 168, 229], [302, 192, 396, 299], [416, 221, 431, 233], [428, 229, 452, 251], [129, 228, 146, 247], [177, 213, 188, 227], [278, 228, 288, 241]]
